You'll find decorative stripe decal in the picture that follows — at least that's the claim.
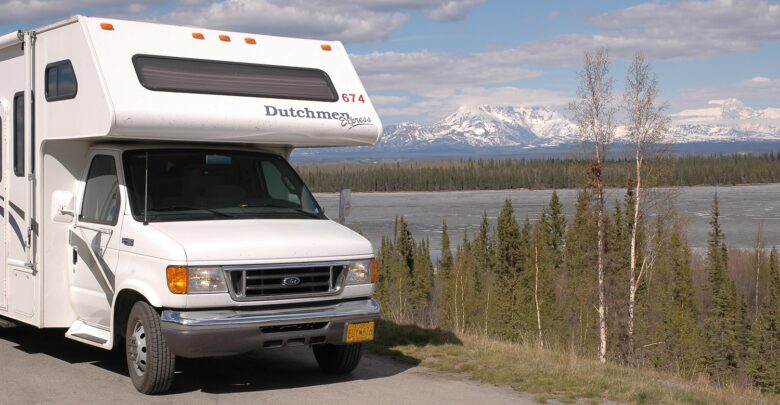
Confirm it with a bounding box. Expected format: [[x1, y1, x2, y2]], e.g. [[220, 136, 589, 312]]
[[9, 201, 25, 220], [69, 229, 114, 303], [0, 205, 25, 248]]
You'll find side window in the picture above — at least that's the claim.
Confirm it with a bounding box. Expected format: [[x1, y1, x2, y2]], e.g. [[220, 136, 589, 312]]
[[13, 91, 34, 177], [45, 60, 78, 101], [81, 155, 120, 225]]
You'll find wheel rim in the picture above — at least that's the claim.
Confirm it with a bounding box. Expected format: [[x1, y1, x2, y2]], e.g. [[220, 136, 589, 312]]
[[128, 320, 148, 377]]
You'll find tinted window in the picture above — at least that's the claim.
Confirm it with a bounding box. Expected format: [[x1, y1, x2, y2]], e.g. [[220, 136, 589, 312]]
[[13, 92, 33, 177], [132, 55, 338, 102], [123, 150, 323, 222], [45, 60, 78, 101], [81, 155, 120, 225]]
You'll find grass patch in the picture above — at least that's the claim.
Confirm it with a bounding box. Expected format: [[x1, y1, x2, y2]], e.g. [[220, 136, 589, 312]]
[[369, 321, 777, 405]]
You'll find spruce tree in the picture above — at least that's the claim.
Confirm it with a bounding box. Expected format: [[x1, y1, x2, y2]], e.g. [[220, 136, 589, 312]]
[[645, 221, 704, 374], [748, 247, 780, 392], [704, 194, 743, 381], [495, 198, 522, 277], [437, 221, 455, 329], [547, 190, 567, 263], [561, 190, 599, 354], [411, 239, 435, 324]]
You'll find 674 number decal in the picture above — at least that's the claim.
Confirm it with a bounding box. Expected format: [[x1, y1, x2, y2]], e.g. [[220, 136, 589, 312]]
[[342, 93, 365, 103]]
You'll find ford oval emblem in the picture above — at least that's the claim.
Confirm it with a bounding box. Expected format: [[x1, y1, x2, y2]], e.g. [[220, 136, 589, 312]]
[[282, 276, 302, 286]]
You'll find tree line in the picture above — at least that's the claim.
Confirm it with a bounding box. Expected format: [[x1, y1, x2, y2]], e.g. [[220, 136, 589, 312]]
[[297, 152, 780, 193], [375, 193, 780, 391]]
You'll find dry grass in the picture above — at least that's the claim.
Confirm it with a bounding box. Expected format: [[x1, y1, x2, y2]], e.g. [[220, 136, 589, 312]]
[[369, 322, 777, 405]]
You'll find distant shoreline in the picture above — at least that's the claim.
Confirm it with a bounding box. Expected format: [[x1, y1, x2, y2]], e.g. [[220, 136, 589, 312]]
[[313, 182, 780, 196]]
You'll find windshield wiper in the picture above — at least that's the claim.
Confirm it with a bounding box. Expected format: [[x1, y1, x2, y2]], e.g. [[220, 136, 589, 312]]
[[240, 203, 323, 219], [150, 206, 237, 218]]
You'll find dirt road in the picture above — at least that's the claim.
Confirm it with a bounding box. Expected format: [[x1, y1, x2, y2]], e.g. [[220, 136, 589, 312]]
[[0, 325, 531, 404]]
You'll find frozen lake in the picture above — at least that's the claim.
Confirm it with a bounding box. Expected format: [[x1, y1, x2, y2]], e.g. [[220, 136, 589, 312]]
[[316, 184, 780, 257]]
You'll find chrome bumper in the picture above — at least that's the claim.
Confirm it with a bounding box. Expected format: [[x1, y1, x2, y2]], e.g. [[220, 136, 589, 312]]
[[160, 298, 380, 358]]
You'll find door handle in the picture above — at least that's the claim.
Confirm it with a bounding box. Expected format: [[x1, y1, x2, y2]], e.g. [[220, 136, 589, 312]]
[[72, 248, 78, 265]]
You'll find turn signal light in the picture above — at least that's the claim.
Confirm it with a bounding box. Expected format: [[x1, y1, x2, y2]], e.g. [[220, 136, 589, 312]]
[[166, 266, 188, 294], [100, 23, 114, 31], [192, 32, 205, 40], [321, 44, 332, 51], [245, 37, 256, 44], [219, 34, 231, 42], [371, 259, 378, 283]]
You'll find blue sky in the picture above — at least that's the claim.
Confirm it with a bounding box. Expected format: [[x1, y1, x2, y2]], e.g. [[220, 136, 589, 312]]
[[1, 0, 778, 124]]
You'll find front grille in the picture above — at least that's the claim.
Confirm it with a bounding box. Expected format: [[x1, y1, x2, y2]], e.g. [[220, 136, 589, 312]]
[[225, 263, 345, 300]]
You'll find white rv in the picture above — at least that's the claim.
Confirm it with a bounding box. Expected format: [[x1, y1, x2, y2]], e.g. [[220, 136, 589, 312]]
[[0, 16, 381, 394]]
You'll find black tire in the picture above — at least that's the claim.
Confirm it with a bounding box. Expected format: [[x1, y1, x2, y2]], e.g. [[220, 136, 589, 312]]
[[125, 301, 176, 394], [312, 343, 364, 374]]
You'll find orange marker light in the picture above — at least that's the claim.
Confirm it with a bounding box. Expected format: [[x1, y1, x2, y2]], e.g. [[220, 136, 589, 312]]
[[321, 44, 332, 51], [244, 37, 256, 45], [371, 259, 378, 283], [166, 266, 188, 294], [219, 34, 231, 42], [100, 23, 114, 31], [192, 32, 205, 40]]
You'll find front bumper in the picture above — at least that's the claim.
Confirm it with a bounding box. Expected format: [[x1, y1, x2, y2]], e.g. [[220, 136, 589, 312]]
[[160, 298, 380, 358]]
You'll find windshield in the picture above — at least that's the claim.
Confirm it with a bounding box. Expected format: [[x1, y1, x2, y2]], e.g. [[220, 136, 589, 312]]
[[123, 149, 325, 222]]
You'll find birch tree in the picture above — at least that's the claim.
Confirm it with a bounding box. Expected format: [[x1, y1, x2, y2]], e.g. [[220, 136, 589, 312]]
[[570, 47, 615, 363], [623, 53, 670, 358]]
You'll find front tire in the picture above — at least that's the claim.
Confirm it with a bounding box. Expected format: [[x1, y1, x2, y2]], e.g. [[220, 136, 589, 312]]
[[312, 343, 364, 374], [125, 301, 176, 394]]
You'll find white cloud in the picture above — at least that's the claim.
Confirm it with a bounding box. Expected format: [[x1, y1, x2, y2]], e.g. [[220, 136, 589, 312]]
[[0, 0, 484, 42], [741, 76, 780, 89], [156, 0, 409, 42], [352, 50, 542, 94], [427, 0, 484, 21]]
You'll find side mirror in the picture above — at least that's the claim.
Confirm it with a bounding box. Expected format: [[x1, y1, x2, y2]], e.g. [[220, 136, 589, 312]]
[[338, 188, 351, 224], [51, 190, 75, 223]]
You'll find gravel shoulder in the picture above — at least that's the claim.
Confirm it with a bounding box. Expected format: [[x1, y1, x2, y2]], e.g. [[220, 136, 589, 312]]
[[0, 325, 532, 404]]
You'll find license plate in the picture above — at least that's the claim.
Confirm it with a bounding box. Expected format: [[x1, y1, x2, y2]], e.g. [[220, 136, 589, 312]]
[[345, 321, 375, 343]]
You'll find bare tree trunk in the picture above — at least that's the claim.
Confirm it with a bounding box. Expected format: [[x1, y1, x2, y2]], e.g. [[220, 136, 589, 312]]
[[534, 245, 544, 349], [755, 222, 764, 318], [484, 287, 490, 337], [460, 270, 466, 334], [570, 47, 615, 364], [628, 150, 641, 358], [623, 53, 669, 362], [596, 163, 608, 363], [453, 264, 461, 334]]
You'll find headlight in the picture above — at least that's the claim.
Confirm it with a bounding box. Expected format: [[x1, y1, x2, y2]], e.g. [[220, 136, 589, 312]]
[[166, 265, 228, 294], [345, 259, 378, 285]]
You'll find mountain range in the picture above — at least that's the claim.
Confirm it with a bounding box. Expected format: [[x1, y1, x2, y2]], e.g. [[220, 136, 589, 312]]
[[293, 99, 780, 162]]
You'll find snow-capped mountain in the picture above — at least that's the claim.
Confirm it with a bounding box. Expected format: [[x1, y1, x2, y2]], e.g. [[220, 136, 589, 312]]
[[668, 99, 780, 143], [382, 101, 780, 150], [383, 105, 578, 149]]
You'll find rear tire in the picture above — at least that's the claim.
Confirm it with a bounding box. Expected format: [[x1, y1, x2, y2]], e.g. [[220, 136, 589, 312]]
[[312, 343, 364, 374], [125, 301, 176, 394]]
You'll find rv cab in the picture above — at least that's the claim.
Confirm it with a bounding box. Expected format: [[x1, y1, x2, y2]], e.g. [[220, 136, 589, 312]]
[[0, 16, 381, 394]]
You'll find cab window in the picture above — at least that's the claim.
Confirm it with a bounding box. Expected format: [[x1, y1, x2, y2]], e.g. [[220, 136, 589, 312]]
[[81, 155, 120, 225]]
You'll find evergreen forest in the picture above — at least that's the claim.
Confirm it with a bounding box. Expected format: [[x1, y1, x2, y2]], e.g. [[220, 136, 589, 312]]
[[297, 152, 780, 193], [375, 192, 780, 392]]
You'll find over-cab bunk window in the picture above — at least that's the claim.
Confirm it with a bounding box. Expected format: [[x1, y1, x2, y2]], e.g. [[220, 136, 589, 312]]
[[132, 55, 338, 102]]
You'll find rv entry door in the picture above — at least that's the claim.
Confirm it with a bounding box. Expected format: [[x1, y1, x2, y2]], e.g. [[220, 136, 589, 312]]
[[70, 152, 123, 328]]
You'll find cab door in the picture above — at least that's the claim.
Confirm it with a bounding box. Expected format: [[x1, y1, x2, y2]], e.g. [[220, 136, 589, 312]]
[[69, 152, 123, 328]]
